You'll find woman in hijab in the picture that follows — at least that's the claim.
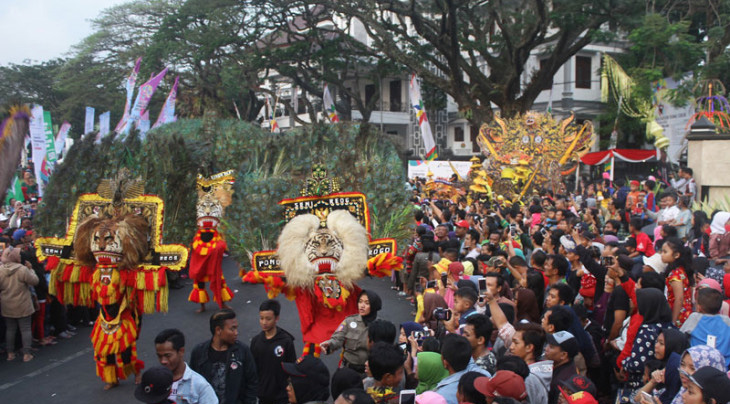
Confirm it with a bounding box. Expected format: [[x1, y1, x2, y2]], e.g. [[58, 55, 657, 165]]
[[415, 351, 449, 394], [622, 288, 673, 390], [709, 212, 730, 260], [320, 290, 382, 374], [637, 328, 689, 404], [514, 288, 540, 323], [420, 292, 449, 331], [670, 345, 726, 404]]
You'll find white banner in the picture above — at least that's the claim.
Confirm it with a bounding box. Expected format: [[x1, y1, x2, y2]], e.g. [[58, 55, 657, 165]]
[[653, 77, 693, 163], [99, 111, 110, 137], [29, 105, 46, 197], [407, 160, 472, 180], [55, 122, 71, 155], [85, 106, 95, 134]]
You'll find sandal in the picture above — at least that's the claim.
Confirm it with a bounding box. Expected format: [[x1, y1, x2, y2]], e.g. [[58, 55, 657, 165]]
[[7, 353, 16, 361], [23, 353, 33, 362]]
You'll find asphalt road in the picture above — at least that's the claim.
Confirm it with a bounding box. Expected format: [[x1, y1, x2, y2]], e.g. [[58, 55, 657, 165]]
[[0, 258, 414, 403]]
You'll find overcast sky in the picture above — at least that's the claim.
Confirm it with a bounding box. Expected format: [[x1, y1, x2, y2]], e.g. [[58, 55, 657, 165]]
[[0, 0, 127, 65]]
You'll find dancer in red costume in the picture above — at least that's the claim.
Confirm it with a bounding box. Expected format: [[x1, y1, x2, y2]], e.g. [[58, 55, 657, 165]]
[[188, 171, 235, 312]]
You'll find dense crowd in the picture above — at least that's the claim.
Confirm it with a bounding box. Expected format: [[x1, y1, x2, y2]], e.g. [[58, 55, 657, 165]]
[[4, 165, 730, 404]]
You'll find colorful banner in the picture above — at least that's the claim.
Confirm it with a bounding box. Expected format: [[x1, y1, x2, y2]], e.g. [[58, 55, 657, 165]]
[[5, 175, 24, 204], [29, 105, 46, 197], [85, 106, 95, 134], [55, 122, 71, 155], [40, 111, 57, 192], [409, 74, 437, 161], [323, 84, 339, 123], [153, 76, 179, 129], [115, 57, 142, 134], [99, 111, 110, 137], [125, 68, 168, 136]]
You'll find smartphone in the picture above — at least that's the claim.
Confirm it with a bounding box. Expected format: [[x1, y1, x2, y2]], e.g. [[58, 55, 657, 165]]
[[400, 390, 416, 404], [478, 296, 485, 304], [640, 392, 654, 403], [540, 227, 549, 237], [441, 273, 448, 286], [478, 278, 487, 293], [601, 256, 615, 267], [426, 280, 437, 289]]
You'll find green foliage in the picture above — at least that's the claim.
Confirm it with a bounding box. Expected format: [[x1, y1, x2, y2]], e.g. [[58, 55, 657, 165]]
[[36, 120, 409, 266]]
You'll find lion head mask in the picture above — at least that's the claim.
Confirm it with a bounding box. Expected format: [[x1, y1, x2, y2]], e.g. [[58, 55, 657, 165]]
[[277, 210, 368, 289], [74, 214, 150, 270]]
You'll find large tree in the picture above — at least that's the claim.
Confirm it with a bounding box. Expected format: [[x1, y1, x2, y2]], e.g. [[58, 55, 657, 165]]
[[294, 0, 645, 124]]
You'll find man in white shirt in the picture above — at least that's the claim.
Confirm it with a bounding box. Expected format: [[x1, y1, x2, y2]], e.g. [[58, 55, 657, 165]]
[[155, 329, 218, 404]]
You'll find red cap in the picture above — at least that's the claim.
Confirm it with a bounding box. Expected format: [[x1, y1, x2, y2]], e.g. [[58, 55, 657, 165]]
[[559, 388, 598, 404], [448, 261, 464, 277], [455, 220, 470, 228], [630, 180, 640, 186], [474, 371, 527, 401]]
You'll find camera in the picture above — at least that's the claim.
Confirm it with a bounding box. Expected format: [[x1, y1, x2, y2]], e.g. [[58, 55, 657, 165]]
[[432, 307, 452, 321], [601, 256, 615, 267]]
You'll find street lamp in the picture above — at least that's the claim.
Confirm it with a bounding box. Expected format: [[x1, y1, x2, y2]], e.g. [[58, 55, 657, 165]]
[[689, 115, 717, 137]]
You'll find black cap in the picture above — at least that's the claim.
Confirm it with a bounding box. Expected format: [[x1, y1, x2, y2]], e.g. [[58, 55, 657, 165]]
[[134, 366, 173, 404], [689, 366, 730, 404], [282, 356, 330, 387], [546, 331, 580, 358]]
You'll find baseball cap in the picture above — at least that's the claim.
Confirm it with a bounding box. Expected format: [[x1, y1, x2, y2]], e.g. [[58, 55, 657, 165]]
[[474, 371, 527, 401], [282, 356, 330, 387], [689, 366, 730, 404], [455, 220, 470, 228], [546, 330, 579, 358], [559, 235, 576, 253], [603, 235, 619, 245], [559, 390, 598, 404], [448, 261, 464, 277], [12, 228, 26, 242], [630, 180, 640, 186], [433, 258, 452, 274], [0, 213, 7, 221], [486, 256, 504, 267], [559, 374, 597, 397], [643, 254, 667, 274], [134, 366, 173, 404]]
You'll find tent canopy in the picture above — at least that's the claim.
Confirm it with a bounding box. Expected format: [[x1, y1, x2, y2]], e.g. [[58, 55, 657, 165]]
[[580, 149, 658, 166]]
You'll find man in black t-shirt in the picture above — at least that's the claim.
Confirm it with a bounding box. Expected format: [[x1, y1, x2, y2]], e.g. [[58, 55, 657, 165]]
[[190, 310, 258, 404]]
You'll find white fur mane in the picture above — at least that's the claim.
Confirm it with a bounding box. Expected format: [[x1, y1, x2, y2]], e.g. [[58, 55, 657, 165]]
[[277, 210, 368, 289]]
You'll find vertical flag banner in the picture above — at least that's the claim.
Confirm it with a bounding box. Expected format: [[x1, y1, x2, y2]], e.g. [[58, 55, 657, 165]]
[[115, 57, 142, 134], [409, 74, 438, 161], [55, 122, 71, 155], [29, 105, 46, 197], [138, 110, 151, 140], [99, 111, 110, 137], [85, 107, 95, 134], [323, 84, 339, 122], [127, 67, 169, 131], [269, 92, 280, 133], [5, 175, 24, 204], [153, 76, 179, 129], [41, 111, 56, 191]]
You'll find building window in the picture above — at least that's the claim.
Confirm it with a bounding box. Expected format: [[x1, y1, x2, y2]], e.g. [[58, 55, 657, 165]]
[[389, 80, 402, 112], [539, 58, 552, 91], [576, 56, 591, 89], [365, 84, 376, 106], [454, 126, 464, 142]]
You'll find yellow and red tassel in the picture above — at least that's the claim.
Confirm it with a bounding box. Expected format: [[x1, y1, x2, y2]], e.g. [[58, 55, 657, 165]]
[[367, 252, 403, 278], [188, 284, 209, 303]]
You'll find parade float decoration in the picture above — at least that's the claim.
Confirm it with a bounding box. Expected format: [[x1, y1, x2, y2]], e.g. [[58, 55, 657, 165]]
[[477, 111, 594, 198], [686, 79, 730, 131], [35, 169, 188, 387], [466, 156, 493, 205], [188, 170, 235, 311], [242, 164, 401, 356]]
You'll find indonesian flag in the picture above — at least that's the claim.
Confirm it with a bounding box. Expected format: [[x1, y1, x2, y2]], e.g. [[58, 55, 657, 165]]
[[323, 84, 339, 123], [409, 74, 437, 161], [114, 57, 142, 134]]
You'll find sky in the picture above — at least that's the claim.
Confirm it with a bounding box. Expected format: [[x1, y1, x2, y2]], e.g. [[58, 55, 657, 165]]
[[0, 0, 127, 65]]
